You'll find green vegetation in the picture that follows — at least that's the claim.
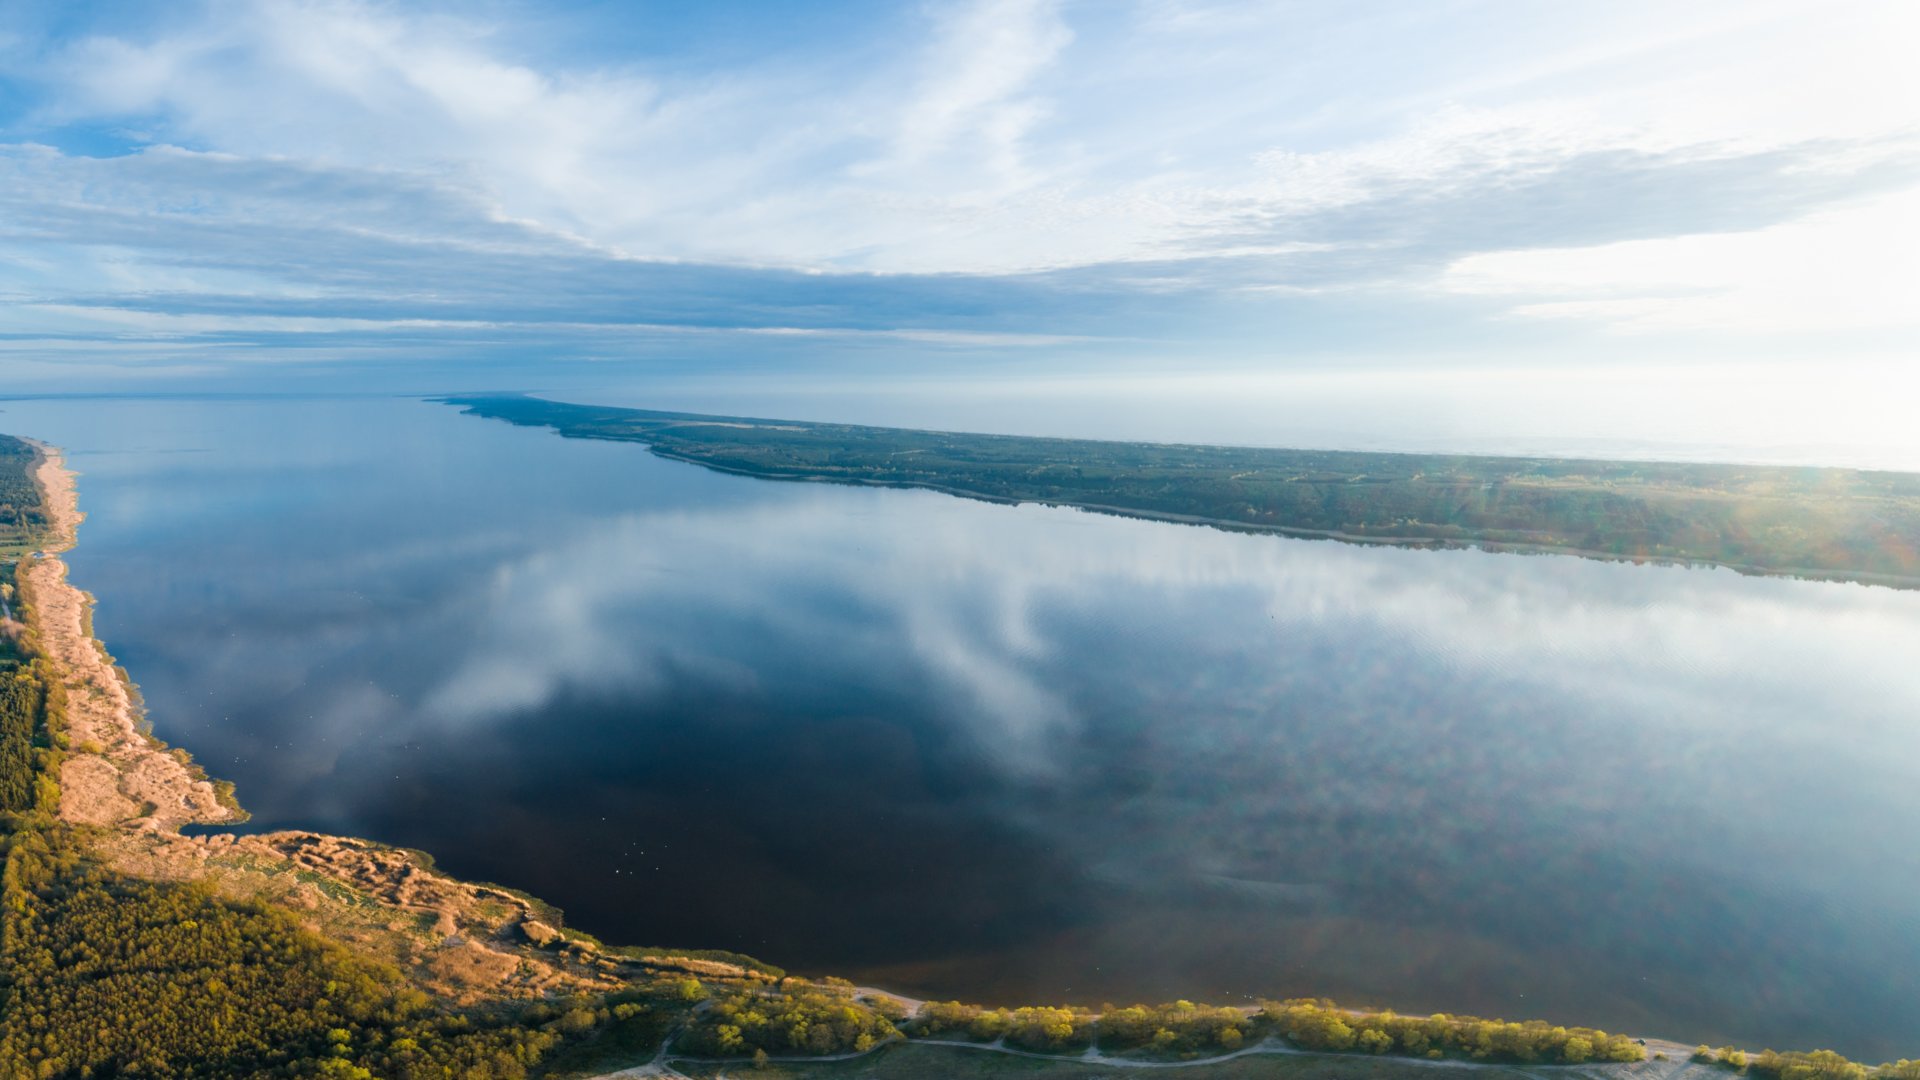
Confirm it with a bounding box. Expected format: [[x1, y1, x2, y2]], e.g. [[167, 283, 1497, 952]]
[[913, 1002, 1097, 1053], [1255, 1003, 1920, 1079], [0, 668, 45, 814], [0, 566, 65, 829], [1703, 1045, 1754, 1067], [1263, 998, 1641, 1063], [1, 437, 47, 676], [528, 993, 676, 1078], [680, 984, 902, 1057], [448, 394, 1920, 587], [0, 830, 571, 1078], [0, 436, 47, 559], [911, 996, 1647, 1064], [1096, 1001, 1250, 1054], [1748, 1050, 1920, 1080]]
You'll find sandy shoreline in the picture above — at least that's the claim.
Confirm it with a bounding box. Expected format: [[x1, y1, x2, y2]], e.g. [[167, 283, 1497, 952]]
[[28, 439, 81, 552], [22, 443, 234, 830]]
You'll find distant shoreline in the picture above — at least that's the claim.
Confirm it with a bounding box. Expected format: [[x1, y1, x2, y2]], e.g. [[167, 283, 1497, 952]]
[[638, 440, 1920, 589], [447, 394, 1920, 591]]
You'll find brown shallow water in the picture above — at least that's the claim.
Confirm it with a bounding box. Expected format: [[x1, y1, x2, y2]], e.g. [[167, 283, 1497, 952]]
[[4, 394, 1919, 1060]]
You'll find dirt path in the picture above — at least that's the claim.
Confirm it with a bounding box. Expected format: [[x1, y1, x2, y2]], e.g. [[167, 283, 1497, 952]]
[[22, 445, 235, 830], [636, 1036, 1708, 1080], [658, 1037, 1457, 1074]]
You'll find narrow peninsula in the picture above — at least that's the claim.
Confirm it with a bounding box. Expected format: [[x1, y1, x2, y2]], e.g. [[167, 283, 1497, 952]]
[[445, 395, 1920, 589]]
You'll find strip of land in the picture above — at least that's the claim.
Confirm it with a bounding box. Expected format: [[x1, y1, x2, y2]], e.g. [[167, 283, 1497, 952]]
[[446, 394, 1920, 588]]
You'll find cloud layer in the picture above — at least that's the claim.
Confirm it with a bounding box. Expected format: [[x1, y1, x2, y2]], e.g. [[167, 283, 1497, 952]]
[[0, 0, 1915, 401]]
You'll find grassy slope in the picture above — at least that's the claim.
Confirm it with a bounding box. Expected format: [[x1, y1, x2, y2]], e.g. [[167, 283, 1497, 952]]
[[445, 395, 1920, 588]]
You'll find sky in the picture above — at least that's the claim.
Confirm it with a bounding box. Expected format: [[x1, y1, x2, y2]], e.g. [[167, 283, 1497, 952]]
[[0, 0, 1916, 459]]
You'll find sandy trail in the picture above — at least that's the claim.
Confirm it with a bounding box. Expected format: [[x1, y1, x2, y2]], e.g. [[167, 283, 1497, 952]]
[[22, 444, 234, 830], [625, 1035, 1709, 1080], [31, 442, 81, 549]]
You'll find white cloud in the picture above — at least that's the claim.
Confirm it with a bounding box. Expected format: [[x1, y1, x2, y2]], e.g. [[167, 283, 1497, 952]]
[[1443, 186, 1920, 334], [27, 0, 1914, 276], [871, 0, 1071, 184]]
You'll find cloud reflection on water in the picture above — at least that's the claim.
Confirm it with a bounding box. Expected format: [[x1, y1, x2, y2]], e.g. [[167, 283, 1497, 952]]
[[405, 486, 1920, 1053]]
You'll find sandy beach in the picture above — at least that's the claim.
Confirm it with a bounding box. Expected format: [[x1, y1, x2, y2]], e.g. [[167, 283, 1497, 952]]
[[21, 443, 234, 830]]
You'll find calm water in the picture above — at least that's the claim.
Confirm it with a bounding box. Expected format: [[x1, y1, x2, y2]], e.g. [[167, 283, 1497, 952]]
[[4, 396, 1919, 1059]]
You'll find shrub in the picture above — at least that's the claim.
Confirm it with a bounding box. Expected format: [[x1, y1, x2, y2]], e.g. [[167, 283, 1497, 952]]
[[681, 987, 898, 1057]]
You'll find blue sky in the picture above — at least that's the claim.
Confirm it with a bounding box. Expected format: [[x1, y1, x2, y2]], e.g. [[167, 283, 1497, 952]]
[[0, 0, 1915, 454]]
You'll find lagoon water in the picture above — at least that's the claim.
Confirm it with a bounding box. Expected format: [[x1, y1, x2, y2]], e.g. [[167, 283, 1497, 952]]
[[4, 395, 1919, 1059]]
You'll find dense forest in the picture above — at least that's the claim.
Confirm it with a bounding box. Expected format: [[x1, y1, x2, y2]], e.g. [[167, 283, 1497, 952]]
[[679, 984, 902, 1058], [1263, 998, 1642, 1063], [0, 830, 569, 1079], [449, 394, 1920, 587], [914, 997, 1641, 1063], [0, 560, 61, 825], [0, 436, 47, 558], [0, 668, 44, 815]]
